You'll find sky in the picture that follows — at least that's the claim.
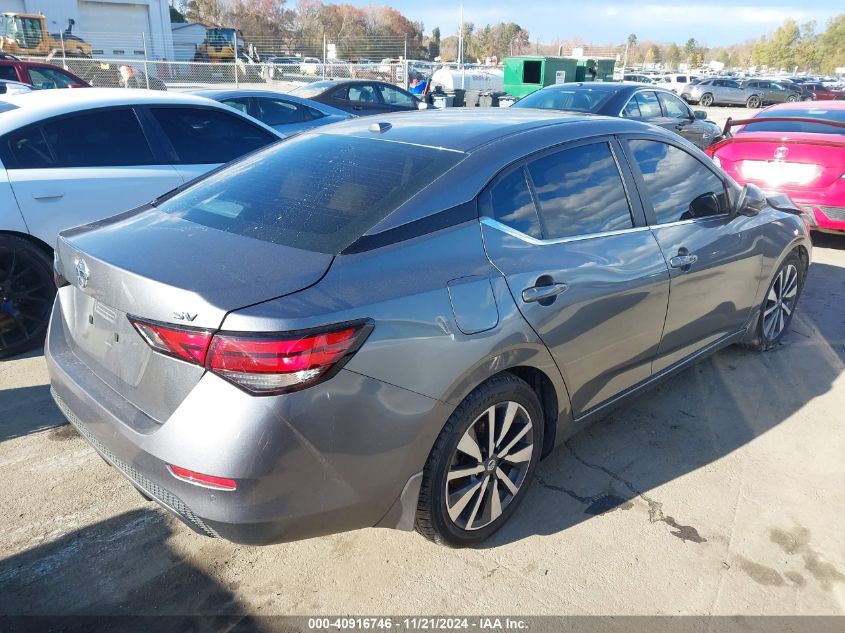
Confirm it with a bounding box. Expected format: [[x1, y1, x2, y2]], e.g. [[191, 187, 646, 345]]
[[344, 0, 842, 47]]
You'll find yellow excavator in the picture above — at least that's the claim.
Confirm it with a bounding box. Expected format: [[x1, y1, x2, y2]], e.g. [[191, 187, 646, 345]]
[[0, 13, 92, 58]]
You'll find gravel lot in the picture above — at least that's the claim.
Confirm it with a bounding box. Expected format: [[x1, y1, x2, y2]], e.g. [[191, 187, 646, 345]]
[[1, 243, 844, 616]]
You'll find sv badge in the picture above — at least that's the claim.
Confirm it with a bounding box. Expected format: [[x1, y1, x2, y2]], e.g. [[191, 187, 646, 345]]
[[173, 311, 198, 322]]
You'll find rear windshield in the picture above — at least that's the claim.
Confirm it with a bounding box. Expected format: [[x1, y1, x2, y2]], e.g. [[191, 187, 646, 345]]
[[739, 108, 845, 135], [514, 88, 611, 113], [156, 132, 465, 254]]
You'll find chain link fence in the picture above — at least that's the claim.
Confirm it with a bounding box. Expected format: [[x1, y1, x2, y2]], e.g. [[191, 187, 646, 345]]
[[23, 55, 413, 92], [19, 30, 428, 91]]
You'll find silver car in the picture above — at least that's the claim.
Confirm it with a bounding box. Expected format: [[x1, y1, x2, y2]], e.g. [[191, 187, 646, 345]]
[[684, 78, 764, 108], [47, 110, 811, 547]]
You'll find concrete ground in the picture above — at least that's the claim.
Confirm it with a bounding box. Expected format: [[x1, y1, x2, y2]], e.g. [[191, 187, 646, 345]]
[[1, 236, 844, 618]]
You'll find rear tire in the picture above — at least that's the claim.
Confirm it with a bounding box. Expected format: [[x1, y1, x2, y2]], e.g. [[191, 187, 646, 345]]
[[0, 235, 55, 359], [746, 95, 761, 108], [746, 251, 804, 351], [700, 93, 714, 107], [787, 95, 798, 102], [415, 373, 543, 547]]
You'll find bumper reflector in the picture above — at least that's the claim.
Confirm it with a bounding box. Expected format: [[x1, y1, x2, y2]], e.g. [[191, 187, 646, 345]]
[[168, 464, 237, 491]]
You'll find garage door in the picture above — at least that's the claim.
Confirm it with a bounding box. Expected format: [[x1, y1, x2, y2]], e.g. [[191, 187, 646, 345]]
[[78, 1, 151, 58]]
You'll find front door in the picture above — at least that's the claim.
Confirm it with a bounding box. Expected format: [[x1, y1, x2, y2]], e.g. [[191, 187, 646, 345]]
[[621, 136, 762, 373], [480, 139, 670, 417]]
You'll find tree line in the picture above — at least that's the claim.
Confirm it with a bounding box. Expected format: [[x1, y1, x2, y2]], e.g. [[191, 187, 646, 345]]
[[622, 14, 845, 74]]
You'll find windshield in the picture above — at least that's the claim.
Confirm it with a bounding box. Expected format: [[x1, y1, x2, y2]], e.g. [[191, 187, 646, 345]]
[[739, 108, 845, 135], [157, 133, 465, 254], [514, 88, 612, 113]]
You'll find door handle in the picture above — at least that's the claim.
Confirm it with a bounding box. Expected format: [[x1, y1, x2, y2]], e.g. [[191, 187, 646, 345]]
[[32, 192, 65, 200], [669, 254, 698, 269], [522, 282, 568, 303]]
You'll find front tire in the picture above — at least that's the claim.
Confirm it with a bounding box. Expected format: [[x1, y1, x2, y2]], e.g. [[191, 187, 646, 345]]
[[415, 373, 543, 547], [699, 93, 714, 107], [787, 95, 798, 102], [747, 252, 804, 351], [0, 235, 56, 359]]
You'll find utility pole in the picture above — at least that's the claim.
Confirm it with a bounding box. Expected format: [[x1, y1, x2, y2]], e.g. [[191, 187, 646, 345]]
[[458, 3, 464, 89]]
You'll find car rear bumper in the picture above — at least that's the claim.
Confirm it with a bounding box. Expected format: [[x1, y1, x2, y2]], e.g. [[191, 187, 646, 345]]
[[799, 204, 845, 232], [45, 301, 449, 545]]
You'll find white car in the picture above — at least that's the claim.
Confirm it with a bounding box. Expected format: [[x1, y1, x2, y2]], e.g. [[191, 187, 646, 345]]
[[652, 73, 698, 95], [0, 89, 282, 358]]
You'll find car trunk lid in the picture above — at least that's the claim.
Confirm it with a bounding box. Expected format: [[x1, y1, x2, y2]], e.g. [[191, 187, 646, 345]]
[[55, 208, 334, 422]]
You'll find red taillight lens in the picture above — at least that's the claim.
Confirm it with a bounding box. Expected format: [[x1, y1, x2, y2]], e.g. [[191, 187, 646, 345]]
[[207, 323, 371, 394], [128, 317, 213, 365], [129, 316, 372, 395], [168, 464, 237, 491]]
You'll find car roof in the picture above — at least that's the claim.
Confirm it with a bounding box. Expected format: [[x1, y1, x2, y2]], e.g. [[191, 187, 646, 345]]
[[0, 59, 77, 70], [0, 88, 281, 135], [310, 108, 650, 153]]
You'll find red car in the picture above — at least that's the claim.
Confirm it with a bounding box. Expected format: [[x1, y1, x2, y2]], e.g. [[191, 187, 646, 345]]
[[0, 57, 89, 89], [801, 82, 845, 101], [706, 101, 845, 234]]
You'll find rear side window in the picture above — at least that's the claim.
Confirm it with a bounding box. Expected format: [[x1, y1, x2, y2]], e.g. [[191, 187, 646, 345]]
[[151, 107, 276, 164], [256, 98, 306, 125], [526, 142, 633, 239], [0, 66, 18, 81], [483, 167, 542, 239], [1, 108, 154, 169], [626, 139, 728, 224], [156, 133, 465, 254]]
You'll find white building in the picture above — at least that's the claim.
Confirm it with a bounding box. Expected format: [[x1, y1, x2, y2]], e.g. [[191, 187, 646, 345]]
[[170, 21, 204, 62], [0, 0, 174, 59]]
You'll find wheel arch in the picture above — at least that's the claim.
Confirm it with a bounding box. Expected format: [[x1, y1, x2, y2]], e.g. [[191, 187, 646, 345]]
[[0, 230, 53, 256]]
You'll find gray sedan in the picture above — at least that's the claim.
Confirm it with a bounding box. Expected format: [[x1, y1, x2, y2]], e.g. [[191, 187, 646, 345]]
[[684, 78, 764, 107], [193, 89, 352, 136], [47, 110, 811, 547]]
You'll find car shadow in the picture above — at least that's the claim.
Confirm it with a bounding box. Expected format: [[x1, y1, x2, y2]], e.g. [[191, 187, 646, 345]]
[[0, 384, 67, 443], [812, 233, 844, 251], [485, 259, 844, 547], [0, 508, 257, 629]]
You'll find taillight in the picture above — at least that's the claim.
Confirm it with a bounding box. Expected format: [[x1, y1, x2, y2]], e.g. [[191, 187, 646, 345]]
[[128, 317, 213, 365], [129, 317, 372, 395]]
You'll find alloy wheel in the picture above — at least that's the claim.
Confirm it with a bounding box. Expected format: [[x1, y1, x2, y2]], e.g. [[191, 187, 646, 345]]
[[445, 401, 534, 531], [0, 246, 54, 352], [747, 96, 761, 108], [763, 263, 799, 341], [700, 94, 713, 106]]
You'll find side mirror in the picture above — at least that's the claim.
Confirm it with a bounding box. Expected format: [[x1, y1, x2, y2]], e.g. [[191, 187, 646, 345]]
[[733, 183, 766, 218], [693, 110, 707, 120]]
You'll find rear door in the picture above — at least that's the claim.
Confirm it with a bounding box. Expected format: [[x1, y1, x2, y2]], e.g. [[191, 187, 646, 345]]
[[0, 107, 182, 246], [481, 138, 670, 417], [621, 135, 762, 373], [143, 105, 279, 182]]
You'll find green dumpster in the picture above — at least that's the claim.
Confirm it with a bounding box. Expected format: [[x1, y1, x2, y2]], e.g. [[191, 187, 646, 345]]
[[575, 58, 617, 82], [503, 56, 578, 98]]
